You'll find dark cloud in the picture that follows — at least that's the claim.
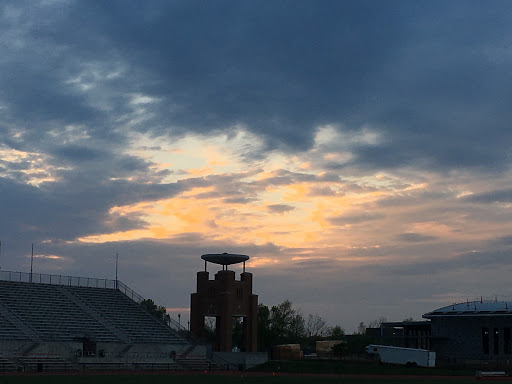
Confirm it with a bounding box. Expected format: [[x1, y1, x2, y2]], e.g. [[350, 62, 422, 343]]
[[267, 204, 295, 214], [307, 186, 337, 197], [2, 1, 510, 171], [464, 189, 512, 204], [328, 212, 385, 226], [364, 249, 512, 278], [171, 169, 340, 203], [1, 1, 512, 332], [223, 197, 257, 204], [193, 191, 226, 200], [138, 146, 162, 151], [0, 176, 182, 248], [489, 235, 512, 247], [0, 160, 32, 171], [104, 213, 148, 233], [52, 146, 107, 163], [252, 169, 340, 188], [396, 233, 439, 243], [316, 172, 342, 183]]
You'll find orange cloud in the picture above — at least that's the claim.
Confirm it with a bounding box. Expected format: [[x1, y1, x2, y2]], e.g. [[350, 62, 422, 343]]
[[76, 134, 447, 263], [78, 229, 155, 243], [205, 146, 229, 167], [246, 257, 279, 268], [0, 145, 63, 186], [185, 166, 215, 177], [181, 186, 216, 198]]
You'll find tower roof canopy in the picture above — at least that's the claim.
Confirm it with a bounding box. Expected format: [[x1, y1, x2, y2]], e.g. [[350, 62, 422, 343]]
[[201, 253, 249, 266]]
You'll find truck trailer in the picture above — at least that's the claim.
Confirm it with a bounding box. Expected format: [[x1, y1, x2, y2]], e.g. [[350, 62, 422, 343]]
[[365, 344, 436, 367]]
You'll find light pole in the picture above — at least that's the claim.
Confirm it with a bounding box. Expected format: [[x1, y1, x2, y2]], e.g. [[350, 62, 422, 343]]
[[115, 252, 118, 289], [30, 243, 34, 283]]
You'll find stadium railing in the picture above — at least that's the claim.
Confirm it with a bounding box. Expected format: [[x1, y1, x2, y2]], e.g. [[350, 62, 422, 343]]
[[0, 271, 144, 304], [0, 270, 117, 289]]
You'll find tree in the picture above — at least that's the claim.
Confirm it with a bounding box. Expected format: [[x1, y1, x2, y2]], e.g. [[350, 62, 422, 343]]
[[327, 325, 345, 340], [232, 317, 243, 350], [269, 299, 294, 344], [306, 314, 327, 337], [140, 299, 170, 323], [202, 316, 216, 344], [256, 299, 309, 349], [368, 316, 387, 328], [270, 300, 295, 335], [332, 342, 348, 358], [356, 321, 366, 335], [257, 300, 338, 351], [201, 316, 245, 347], [257, 303, 271, 350], [269, 299, 306, 345], [344, 334, 374, 353], [288, 310, 306, 340]]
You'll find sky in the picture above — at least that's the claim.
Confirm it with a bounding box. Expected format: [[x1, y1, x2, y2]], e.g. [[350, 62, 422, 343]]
[[1, 0, 512, 333]]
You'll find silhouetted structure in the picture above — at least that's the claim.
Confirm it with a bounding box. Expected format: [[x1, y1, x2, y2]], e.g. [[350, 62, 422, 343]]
[[190, 253, 258, 352], [368, 300, 512, 365], [424, 300, 512, 362], [0, 270, 206, 372], [367, 321, 431, 350]]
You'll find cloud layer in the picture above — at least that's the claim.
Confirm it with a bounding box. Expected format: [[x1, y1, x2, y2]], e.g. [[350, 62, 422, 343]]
[[1, 0, 512, 331]]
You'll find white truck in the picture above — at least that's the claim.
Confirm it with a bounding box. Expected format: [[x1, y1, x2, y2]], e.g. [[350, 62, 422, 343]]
[[365, 344, 436, 367]]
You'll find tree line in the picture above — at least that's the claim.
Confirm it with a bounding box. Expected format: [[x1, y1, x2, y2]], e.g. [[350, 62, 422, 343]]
[[257, 299, 345, 352], [140, 298, 170, 323], [141, 297, 397, 354]]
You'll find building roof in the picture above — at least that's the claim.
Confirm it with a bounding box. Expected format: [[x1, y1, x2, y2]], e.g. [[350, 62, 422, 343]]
[[381, 321, 431, 327], [423, 300, 512, 318]]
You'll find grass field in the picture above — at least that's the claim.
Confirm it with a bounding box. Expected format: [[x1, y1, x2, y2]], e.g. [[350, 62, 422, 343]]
[[0, 360, 504, 384], [251, 359, 475, 376], [0, 373, 487, 384]]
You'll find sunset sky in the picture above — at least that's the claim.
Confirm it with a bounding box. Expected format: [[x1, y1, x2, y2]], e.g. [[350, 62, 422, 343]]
[[2, 0, 512, 332]]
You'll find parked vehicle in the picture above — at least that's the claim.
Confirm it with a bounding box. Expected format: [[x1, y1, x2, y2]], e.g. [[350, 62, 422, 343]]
[[365, 344, 436, 367]]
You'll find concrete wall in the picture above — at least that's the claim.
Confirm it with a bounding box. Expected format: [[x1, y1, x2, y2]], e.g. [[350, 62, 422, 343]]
[[176, 344, 207, 359], [0, 340, 204, 363], [212, 352, 268, 370]]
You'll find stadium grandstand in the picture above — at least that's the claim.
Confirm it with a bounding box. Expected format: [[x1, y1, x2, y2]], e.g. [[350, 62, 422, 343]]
[[0, 270, 209, 373]]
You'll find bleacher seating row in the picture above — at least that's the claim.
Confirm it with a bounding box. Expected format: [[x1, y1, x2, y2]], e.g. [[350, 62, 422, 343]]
[[69, 286, 185, 344], [0, 280, 186, 345], [0, 311, 27, 340]]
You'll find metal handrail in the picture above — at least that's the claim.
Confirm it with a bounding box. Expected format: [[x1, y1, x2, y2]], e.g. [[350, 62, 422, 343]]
[[0, 270, 117, 289], [0, 270, 146, 303]]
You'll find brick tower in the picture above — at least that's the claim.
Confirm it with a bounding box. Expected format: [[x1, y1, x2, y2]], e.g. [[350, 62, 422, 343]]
[[190, 253, 258, 352]]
